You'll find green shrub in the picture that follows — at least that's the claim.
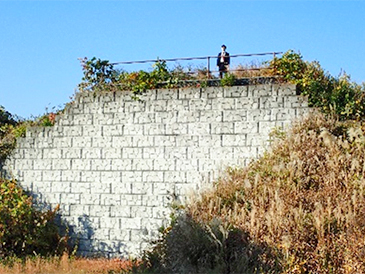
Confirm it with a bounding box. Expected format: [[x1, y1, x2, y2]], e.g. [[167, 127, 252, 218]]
[[270, 50, 365, 120], [220, 73, 236, 87], [0, 178, 68, 259]]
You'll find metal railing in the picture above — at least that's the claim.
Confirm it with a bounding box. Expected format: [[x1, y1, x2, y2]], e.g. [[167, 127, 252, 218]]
[[110, 51, 283, 78]]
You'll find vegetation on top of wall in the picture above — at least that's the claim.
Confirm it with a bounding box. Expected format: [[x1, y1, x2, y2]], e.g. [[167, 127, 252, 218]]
[[269, 50, 365, 120], [0, 106, 58, 162], [78, 50, 365, 121]]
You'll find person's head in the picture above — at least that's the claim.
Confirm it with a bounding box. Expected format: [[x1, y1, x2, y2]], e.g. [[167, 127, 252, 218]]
[[221, 45, 227, 51]]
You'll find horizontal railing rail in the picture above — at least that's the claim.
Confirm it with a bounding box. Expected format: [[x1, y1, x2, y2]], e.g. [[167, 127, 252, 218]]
[[110, 51, 283, 78]]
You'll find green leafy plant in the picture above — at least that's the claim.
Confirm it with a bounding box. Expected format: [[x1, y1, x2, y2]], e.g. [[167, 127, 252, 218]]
[[0, 178, 68, 259], [220, 73, 236, 86], [78, 57, 117, 91], [269, 50, 365, 120]]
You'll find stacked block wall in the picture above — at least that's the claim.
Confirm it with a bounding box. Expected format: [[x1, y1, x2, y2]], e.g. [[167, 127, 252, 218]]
[[3, 84, 308, 257]]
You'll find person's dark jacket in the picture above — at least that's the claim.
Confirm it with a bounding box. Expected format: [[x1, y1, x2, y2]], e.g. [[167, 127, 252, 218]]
[[217, 51, 230, 66]]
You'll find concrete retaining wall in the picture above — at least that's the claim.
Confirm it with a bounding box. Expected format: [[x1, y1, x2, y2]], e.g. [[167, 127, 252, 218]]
[[2, 84, 308, 257]]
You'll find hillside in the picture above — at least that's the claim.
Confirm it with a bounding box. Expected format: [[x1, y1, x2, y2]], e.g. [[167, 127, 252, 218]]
[[137, 112, 365, 273]]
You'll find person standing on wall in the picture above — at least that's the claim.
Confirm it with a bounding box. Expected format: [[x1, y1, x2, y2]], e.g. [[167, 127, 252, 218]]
[[217, 44, 230, 78]]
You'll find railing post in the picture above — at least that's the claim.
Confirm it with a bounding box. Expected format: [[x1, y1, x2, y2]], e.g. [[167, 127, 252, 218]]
[[207, 57, 210, 78]]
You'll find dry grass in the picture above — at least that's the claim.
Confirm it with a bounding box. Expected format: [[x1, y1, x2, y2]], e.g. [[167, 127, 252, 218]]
[[186, 111, 365, 273], [0, 253, 135, 274], [231, 61, 274, 79]]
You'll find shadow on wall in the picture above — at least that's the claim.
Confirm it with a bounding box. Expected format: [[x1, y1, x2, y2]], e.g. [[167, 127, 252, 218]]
[[55, 211, 129, 258]]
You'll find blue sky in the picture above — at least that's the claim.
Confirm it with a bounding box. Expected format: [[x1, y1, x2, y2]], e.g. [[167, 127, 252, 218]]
[[1, 0, 364, 119]]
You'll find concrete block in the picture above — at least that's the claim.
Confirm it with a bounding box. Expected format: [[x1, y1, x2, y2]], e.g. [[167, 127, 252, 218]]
[[24, 148, 43, 159], [73, 114, 93, 125], [163, 171, 186, 183], [125, 100, 146, 112], [189, 99, 212, 111], [155, 111, 177, 124], [120, 217, 142, 230], [201, 87, 224, 99], [142, 171, 164, 183], [215, 98, 236, 110], [61, 193, 81, 204], [146, 99, 168, 112], [112, 136, 133, 148], [36, 137, 54, 148], [234, 121, 257, 134], [198, 135, 221, 147], [132, 159, 154, 171], [52, 137, 73, 149], [211, 122, 235, 134], [175, 135, 199, 147], [82, 148, 102, 159], [81, 193, 101, 204], [52, 159, 71, 170], [157, 89, 178, 100], [90, 205, 111, 217], [34, 159, 52, 170], [103, 101, 122, 114], [165, 123, 188, 135], [92, 137, 113, 148], [71, 159, 91, 171], [71, 137, 92, 148], [199, 110, 223, 123], [70, 182, 91, 193], [80, 171, 101, 183], [144, 123, 165, 135], [187, 147, 210, 159], [101, 148, 122, 159], [42, 170, 61, 181], [90, 182, 111, 194], [122, 148, 142, 159], [166, 99, 189, 111], [154, 136, 176, 147], [178, 88, 200, 99], [112, 181, 132, 194], [121, 171, 142, 183], [81, 125, 104, 137], [165, 147, 187, 159], [188, 123, 210, 135], [132, 136, 155, 147], [175, 159, 198, 171], [209, 147, 234, 160], [249, 84, 273, 97], [143, 147, 164, 159], [94, 113, 114, 125], [224, 86, 248, 98], [134, 112, 156, 124], [109, 228, 130, 241], [177, 110, 200, 123], [222, 110, 247, 122], [131, 182, 153, 195], [222, 134, 247, 147], [101, 194, 121, 205], [113, 113, 134, 124], [153, 159, 175, 171]]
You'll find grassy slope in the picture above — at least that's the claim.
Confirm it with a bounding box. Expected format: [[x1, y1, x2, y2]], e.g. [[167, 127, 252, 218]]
[[137, 112, 365, 274], [187, 112, 365, 273]]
